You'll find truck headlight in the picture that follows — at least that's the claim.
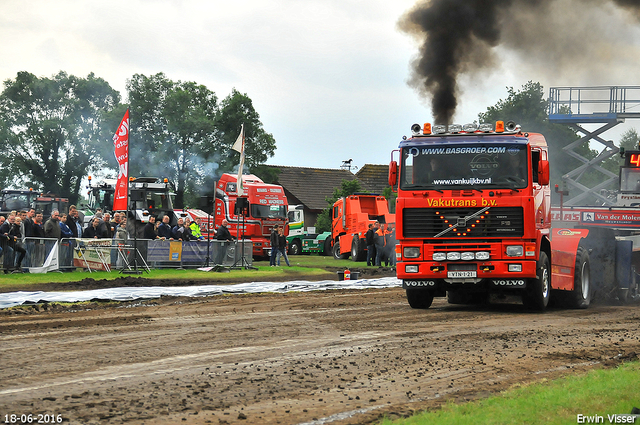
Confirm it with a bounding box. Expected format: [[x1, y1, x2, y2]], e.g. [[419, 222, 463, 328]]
[[403, 247, 421, 258], [475, 251, 490, 260], [433, 252, 446, 262], [405, 265, 419, 273], [446, 252, 461, 261], [460, 252, 475, 261], [506, 245, 523, 257]]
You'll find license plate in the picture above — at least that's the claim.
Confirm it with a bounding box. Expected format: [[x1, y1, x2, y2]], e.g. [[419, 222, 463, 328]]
[[447, 271, 477, 278]]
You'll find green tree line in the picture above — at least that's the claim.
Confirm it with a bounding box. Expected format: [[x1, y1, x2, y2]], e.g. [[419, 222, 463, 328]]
[[1, 74, 635, 215], [0, 71, 274, 207]]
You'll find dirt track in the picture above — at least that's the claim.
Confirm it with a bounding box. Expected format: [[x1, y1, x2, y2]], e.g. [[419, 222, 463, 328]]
[[1, 287, 639, 425]]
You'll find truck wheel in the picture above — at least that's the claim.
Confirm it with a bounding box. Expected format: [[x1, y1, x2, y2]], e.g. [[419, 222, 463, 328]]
[[351, 236, 366, 262], [567, 247, 591, 309], [523, 251, 551, 311], [322, 238, 332, 256], [406, 288, 434, 309], [332, 241, 349, 260], [289, 240, 302, 255]]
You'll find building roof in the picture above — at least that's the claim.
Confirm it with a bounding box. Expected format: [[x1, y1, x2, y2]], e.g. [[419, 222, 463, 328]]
[[259, 166, 358, 211], [355, 164, 390, 195]]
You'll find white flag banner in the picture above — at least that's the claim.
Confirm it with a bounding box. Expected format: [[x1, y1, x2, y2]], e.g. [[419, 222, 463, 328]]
[[233, 124, 245, 196], [29, 241, 59, 273]]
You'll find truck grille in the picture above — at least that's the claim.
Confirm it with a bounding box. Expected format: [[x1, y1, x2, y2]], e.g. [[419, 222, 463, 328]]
[[403, 207, 524, 238]]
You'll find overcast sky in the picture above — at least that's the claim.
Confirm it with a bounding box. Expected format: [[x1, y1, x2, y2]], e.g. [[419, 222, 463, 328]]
[[2, 0, 640, 174]]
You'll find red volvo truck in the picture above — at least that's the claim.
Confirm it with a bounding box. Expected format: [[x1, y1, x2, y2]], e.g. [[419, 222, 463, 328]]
[[214, 173, 288, 258], [389, 121, 639, 310], [330, 194, 395, 261]]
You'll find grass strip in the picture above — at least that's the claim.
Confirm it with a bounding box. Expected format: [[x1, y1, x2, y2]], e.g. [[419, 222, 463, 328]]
[[0, 255, 374, 290], [379, 361, 640, 425]]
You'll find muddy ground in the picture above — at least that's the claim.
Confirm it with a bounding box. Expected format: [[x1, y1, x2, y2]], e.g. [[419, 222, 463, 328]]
[[1, 274, 640, 425]]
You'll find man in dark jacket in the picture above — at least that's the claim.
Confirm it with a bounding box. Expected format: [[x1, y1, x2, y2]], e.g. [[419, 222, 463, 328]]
[[23, 208, 35, 238], [269, 224, 280, 266], [1, 215, 13, 271], [365, 222, 377, 266], [8, 216, 26, 271], [67, 205, 80, 238], [215, 219, 234, 265], [143, 216, 158, 239], [157, 215, 172, 240], [171, 218, 188, 241], [30, 212, 45, 238], [83, 217, 105, 238], [216, 219, 233, 242]]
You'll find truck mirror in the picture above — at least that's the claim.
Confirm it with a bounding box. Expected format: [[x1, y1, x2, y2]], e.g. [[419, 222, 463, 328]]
[[388, 161, 398, 187], [538, 160, 550, 185]]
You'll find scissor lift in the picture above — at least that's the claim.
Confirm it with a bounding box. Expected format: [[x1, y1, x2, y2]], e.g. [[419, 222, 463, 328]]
[[548, 86, 640, 205]]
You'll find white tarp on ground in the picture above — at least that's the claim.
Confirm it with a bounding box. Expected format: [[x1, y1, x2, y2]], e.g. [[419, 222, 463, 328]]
[[0, 277, 402, 309]]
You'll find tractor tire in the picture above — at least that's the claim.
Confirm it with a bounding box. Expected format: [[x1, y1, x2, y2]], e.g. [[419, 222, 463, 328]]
[[566, 246, 591, 309], [289, 239, 302, 255], [351, 236, 366, 262], [523, 251, 551, 311], [406, 288, 434, 309], [322, 237, 332, 256], [332, 241, 349, 260]]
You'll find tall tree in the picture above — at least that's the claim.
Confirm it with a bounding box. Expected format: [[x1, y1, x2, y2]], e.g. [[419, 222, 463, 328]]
[[127, 73, 218, 208], [212, 88, 276, 173], [478, 81, 593, 194], [0, 71, 120, 204]]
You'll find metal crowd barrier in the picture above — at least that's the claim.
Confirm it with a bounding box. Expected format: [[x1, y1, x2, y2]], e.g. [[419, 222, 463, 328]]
[[0, 237, 253, 273]]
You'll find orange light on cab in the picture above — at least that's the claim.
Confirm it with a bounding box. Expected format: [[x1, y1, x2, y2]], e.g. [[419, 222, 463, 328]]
[[423, 123, 432, 135], [495, 121, 505, 133]]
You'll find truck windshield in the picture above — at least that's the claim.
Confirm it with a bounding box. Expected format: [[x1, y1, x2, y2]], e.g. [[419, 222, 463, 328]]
[[90, 188, 114, 211], [2, 193, 31, 211], [131, 191, 174, 211], [619, 167, 640, 192], [400, 143, 529, 190], [251, 204, 287, 219]]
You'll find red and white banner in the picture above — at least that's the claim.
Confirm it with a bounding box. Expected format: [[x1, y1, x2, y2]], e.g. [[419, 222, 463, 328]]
[[112, 109, 129, 211]]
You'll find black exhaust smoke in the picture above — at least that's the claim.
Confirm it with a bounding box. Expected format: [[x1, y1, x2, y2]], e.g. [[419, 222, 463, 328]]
[[399, 0, 640, 125]]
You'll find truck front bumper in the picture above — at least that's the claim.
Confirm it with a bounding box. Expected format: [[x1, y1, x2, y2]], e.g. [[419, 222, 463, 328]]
[[398, 260, 537, 289]]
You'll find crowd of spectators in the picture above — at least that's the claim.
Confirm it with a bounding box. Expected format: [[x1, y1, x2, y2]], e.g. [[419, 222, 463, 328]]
[[0, 205, 209, 272]]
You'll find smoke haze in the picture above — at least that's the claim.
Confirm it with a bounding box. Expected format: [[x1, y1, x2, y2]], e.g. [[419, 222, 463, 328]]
[[399, 0, 640, 124]]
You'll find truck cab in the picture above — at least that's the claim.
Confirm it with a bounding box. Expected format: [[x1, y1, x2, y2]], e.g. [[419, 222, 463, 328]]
[[214, 173, 288, 258], [0, 189, 40, 217], [390, 121, 552, 309], [86, 176, 178, 232], [330, 194, 395, 261]]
